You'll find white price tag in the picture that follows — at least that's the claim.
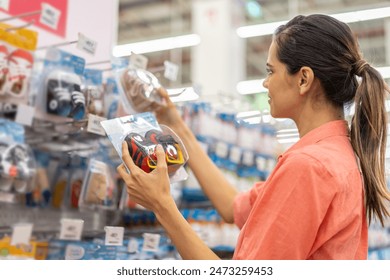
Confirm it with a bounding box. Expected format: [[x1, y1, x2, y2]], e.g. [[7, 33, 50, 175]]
[[40, 3, 61, 30], [129, 53, 148, 70], [59, 218, 84, 241], [164, 60, 179, 81], [77, 33, 98, 55], [243, 150, 254, 166], [11, 223, 33, 246], [104, 226, 124, 246], [0, 0, 10, 11], [15, 104, 35, 127], [0, 191, 17, 203], [142, 233, 161, 252], [215, 141, 229, 158], [229, 146, 242, 164], [87, 114, 107, 136]]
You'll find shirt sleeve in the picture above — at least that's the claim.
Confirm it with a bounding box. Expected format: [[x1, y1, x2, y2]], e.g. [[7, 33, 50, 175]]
[[233, 181, 265, 229], [234, 153, 337, 259]]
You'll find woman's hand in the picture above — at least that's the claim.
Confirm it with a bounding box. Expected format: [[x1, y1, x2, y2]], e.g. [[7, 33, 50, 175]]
[[117, 141, 173, 213], [154, 87, 185, 131]]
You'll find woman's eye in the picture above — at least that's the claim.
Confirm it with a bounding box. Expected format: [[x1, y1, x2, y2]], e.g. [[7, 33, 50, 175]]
[[266, 68, 273, 75]]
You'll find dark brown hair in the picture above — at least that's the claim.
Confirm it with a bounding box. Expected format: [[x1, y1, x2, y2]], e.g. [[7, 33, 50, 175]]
[[274, 14, 390, 225]]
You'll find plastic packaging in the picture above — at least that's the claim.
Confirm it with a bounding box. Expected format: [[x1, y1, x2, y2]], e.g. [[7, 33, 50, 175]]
[[119, 67, 165, 113], [100, 112, 188, 182]]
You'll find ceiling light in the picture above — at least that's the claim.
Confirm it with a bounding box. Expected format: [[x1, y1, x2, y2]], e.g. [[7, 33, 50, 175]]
[[237, 6, 390, 38], [113, 34, 201, 57]]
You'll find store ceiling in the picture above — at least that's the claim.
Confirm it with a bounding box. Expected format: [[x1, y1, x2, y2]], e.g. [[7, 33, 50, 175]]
[[117, 0, 390, 87]]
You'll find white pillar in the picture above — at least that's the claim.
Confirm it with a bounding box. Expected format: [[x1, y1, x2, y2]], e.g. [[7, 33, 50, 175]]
[[191, 0, 245, 102]]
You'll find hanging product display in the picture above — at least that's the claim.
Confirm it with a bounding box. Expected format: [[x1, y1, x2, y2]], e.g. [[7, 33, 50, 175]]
[[118, 65, 165, 114], [0, 23, 38, 119], [33, 47, 86, 122], [100, 112, 189, 182]]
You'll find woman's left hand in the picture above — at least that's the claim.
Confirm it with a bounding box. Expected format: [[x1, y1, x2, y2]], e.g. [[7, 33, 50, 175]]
[[117, 141, 172, 212]]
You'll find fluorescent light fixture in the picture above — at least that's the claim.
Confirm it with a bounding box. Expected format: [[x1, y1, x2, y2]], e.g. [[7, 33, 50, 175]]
[[237, 79, 266, 95], [113, 34, 201, 57], [167, 87, 199, 103], [237, 6, 390, 38]]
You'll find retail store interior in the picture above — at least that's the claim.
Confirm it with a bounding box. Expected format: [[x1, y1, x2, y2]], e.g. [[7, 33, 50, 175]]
[[0, 0, 389, 260]]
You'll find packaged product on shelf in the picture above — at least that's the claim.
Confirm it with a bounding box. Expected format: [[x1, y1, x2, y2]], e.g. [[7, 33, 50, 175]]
[[100, 112, 188, 183], [0, 119, 37, 199], [103, 76, 119, 119], [78, 158, 117, 210], [116, 63, 165, 114], [82, 68, 105, 117], [33, 48, 86, 123], [0, 23, 38, 119]]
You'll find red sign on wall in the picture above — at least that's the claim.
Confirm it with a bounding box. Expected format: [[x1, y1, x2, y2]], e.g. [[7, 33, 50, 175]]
[[0, 0, 68, 38]]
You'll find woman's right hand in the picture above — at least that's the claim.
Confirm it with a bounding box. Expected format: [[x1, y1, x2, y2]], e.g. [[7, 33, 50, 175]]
[[154, 87, 185, 131]]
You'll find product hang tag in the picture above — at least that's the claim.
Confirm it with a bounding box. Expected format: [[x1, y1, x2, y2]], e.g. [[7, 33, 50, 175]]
[[163, 60, 179, 81], [15, 104, 35, 127], [59, 218, 84, 241], [104, 226, 124, 246], [87, 113, 107, 136], [11, 223, 33, 246], [77, 33, 98, 56], [142, 233, 160, 252], [40, 3, 61, 30], [129, 53, 148, 70], [0, 0, 10, 11]]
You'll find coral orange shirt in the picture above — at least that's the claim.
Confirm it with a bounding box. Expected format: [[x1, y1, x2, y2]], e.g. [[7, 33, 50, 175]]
[[233, 120, 368, 259]]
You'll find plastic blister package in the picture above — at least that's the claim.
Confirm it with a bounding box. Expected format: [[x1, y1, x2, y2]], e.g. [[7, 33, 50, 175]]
[[33, 48, 86, 122], [100, 112, 188, 182], [78, 158, 116, 210], [0, 141, 37, 193], [119, 67, 165, 113]]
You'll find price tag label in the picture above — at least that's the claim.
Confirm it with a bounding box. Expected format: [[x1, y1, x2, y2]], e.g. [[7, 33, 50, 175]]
[[215, 141, 229, 158], [77, 33, 98, 55], [129, 53, 148, 70], [164, 60, 179, 81], [11, 223, 33, 246], [104, 226, 124, 246], [59, 218, 84, 241], [229, 146, 242, 164], [0, 0, 10, 11], [40, 3, 61, 30], [87, 114, 107, 136], [142, 233, 161, 252], [15, 104, 35, 127]]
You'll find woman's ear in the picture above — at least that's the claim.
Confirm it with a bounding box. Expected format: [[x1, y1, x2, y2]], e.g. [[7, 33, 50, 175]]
[[298, 66, 314, 95]]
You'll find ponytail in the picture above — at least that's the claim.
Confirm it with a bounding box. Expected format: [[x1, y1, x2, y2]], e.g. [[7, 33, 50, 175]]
[[350, 61, 390, 225]]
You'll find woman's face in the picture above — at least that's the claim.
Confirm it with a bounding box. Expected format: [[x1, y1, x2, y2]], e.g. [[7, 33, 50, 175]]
[[262, 41, 301, 119]]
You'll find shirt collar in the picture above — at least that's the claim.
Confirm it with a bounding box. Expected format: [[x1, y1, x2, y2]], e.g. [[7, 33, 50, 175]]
[[279, 120, 350, 158]]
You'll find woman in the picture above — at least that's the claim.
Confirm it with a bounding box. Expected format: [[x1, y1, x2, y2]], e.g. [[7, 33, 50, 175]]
[[117, 14, 390, 259]]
